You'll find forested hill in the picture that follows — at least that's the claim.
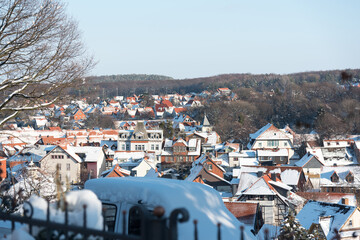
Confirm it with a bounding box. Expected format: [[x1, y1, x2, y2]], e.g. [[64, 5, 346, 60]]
[[86, 74, 174, 83], [77, 69, 360, 97]]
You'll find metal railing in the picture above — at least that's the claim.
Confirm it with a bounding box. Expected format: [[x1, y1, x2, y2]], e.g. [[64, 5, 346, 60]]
[[0, 200, 254, 240]]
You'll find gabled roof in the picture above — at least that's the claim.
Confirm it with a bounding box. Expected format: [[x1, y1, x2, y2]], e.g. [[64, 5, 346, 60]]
[[161, 100, 173, 108], [295, 153, 324, 167], [242, 175, 277, 196], [173, 138, 188, 147], [202, 114, 211, 126], [102, 164, 130, 178], [224, 202, 258, 227], [240, 165, 304, 186], [249, 123, 291, 143], [296, 200, 357, 240], [67, 146, 105, 163], [40, 145, 82, 163], [186, 154, 228, 184], [249, 123, 272, 140]]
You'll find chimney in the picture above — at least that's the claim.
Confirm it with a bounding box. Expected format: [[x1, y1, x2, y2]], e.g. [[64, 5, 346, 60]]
[[271, 173, 277, 181], [341, 198, 349, 205], [257, 171, 263, 177]]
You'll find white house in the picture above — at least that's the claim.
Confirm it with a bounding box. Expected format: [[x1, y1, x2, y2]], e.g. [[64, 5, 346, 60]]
[[117, 122, 163, 164], [39, 145, 82, 184], [247, 123, 296, 165]]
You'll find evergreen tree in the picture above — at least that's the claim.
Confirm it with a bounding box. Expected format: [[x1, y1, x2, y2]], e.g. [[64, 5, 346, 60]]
[[278, 210, 310, 240]]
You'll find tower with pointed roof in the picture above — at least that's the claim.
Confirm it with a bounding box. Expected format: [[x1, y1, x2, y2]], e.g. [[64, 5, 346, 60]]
[[201, 113, 212, 133]]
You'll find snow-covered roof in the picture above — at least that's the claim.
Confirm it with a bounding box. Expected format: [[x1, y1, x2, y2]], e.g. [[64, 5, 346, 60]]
[[132, 159, 156, 171], [236, 172, 260, 195], [144, 168, 160, 178], [68, 146, 105, 163], [239, 166, 302, 186], [185, 164, 204, 182], [215, 154, 229, 167], [85, 178, 251, 240], [296, 192, 357, 206], [61, 147, 82, 163], [295, 153, 322, 167], [243, 177, 276, 196], [320, 166, 360, 188], [296, 200, 356, 240], [164, 139, 173, 148], [277, 169, 302, 186], [249, 123, 272, 139], [268, 180, 292, 191], [308, 146, 358, 166], [7, 145, 55, 163]]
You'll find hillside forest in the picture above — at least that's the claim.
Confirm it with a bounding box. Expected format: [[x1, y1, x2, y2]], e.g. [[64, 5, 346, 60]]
[[72, 70, 360, 144]]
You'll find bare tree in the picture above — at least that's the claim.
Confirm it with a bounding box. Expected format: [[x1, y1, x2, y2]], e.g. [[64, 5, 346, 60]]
[[0, 0, 94, 126]]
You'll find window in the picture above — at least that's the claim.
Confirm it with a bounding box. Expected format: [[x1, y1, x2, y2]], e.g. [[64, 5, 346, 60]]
[[141, 145, 145, 151], [102, 204, 117, 232], [349, 220, 353, 226], [155, 145, 159, 150], [258, 142, 262, 147], [331, 173, 339, 183], [57, 163, 61, 170], [267, 140, 279, 147], [206, 164, 213, 171], [284, 142, 287, 147], [151, 144, 154, 150], [346, 172, 354, 183], [66, 163, 70, 171], [122, 144, 125, 150]]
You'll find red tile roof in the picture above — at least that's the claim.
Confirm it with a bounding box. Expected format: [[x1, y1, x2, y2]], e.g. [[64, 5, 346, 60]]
[[224, 202, 258, 225]]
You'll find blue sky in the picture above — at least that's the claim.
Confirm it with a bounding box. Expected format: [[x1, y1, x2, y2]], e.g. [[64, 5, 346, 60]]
[[65, 0, 360, 79]]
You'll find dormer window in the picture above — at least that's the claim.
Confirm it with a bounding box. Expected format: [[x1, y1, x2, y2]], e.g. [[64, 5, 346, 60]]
[[331, 172, 339, 183], [346, 172, 354, 183]]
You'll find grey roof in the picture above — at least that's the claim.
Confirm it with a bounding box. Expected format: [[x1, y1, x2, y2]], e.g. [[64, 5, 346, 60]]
[[202, 114, 211, 126], [131, 121, 148, 140]]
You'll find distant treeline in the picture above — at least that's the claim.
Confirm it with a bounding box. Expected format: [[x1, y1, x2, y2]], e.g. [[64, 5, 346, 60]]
[[86, 74, 174, 83], [73, 69, 360, 98]]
